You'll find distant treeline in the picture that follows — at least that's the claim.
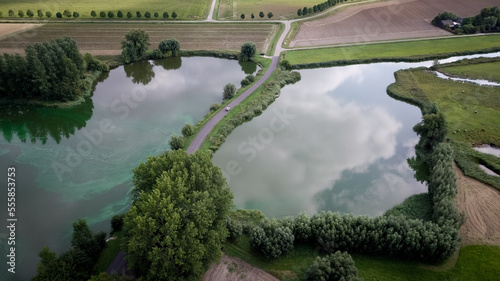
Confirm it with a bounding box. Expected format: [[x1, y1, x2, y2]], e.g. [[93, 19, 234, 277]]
[[0, 9, 178, 20], [0, 37, 108, 102], [432, 6, 499, 34], [297, 0, 350, 17]]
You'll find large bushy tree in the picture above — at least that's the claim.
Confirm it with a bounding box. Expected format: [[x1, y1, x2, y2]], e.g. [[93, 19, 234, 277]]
[[158, 38, 180, 57], [306, 251, 361, 281], [121, 29, 151, 63], [222, 83, 236, 100], [123, 150, 233, 281]]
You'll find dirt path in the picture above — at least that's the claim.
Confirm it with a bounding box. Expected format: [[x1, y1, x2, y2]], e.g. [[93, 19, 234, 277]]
[[0, 23, 41, 38], [202, 255, 279, 281], [455, 163, 500, 246]]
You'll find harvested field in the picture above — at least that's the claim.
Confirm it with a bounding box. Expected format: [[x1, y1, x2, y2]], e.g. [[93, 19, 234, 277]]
[[455, 163, 500, 246], [202, 255, 279, 281], [0, 23, 41, 39], [0, 23, 278, 55], [291, 0, 500, 47]]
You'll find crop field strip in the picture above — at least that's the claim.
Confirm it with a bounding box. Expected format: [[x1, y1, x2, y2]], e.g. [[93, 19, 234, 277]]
[[291, 0, 500, 47], [0, 0, 211, 19], [0, 23, 277, 55]]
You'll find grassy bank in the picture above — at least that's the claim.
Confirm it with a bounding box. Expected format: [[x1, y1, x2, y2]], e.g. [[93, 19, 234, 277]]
[[434, 56, 500, 82], [285, 35, 500, 68], [387, 57, 500, 190], [94, 231, 124, 274], [225, 234, 500, 281]]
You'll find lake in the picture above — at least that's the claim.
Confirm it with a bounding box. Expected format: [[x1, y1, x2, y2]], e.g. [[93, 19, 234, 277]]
[[0, 57, 257, 281]]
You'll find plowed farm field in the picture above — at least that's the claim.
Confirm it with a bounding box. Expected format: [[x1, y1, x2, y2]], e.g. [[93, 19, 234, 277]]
[[0, 23, 278, 55], [291, 0, 500, 47]]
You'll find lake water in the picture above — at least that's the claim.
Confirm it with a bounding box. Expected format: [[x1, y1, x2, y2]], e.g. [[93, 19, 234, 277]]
[[0, 57, 257, 281]]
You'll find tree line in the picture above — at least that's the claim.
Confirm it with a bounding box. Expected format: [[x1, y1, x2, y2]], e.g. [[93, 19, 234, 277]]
[[0, 9, 178, 19], [0, 37, 108, 102], [297, 0, 348, 17], [432, 6, 499, 34]]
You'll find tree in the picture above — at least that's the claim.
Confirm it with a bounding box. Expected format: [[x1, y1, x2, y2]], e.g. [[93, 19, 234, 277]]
[[45, 11, 52, 18], [121, 29, 151, 63], [9, 10, 15, 17], [127, 11, 133, 19], [245, 74, 255, 82], [223, 83, 236, 100], [259, 11, 264, 18], [145, 11, 151, 19], [241, 78, 250, 86], [56, 12, 62, 18], [136, 11, 142, 18], [251, 13, 255, 19], [27, 10, 34, 18], [182, 123, 195, 137], [63, 10, 71, 18], [111, 214, 125, 234], [172, 11, 177, 19], [123, 150, 233, 280], [73, 11, 79, 19], [37, 10, 44, 18], [158, 38, 180, 56], [163, 12, 169, 19], [249, 221, 294, 259], [169, 134, 185, 150], [18, 10, 24, 18], [108, 11, 114, 19], [88, 272, 120, 281], [117, 10, 123, 18], [240, 41, 256, 61], [267, 12, 273, 19], [91, 10, 97, 17], [306, 251, 361, 281], [100, 11, 106, 18], [0, 11, 3, 18], [154, 12, 159, 19], [484, 16, 498, 31], [297, 9, 302, 16], [241, 13, 245, 19]]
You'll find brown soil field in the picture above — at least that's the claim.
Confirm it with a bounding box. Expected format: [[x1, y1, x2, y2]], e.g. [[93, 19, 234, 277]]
[[0, 23, 41, 39], [455, 163, 500, 246], [0, 23, 277, 55], [291, 0, 500, 47], [202, 254, 279, 281]]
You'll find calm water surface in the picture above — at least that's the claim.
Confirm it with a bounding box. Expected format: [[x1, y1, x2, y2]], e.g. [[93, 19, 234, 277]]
[[0, 57, 256, 281]]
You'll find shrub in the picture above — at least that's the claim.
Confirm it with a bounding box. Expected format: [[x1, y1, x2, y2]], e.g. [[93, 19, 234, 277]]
[[111, 214, 125, 234], [293, 212, 312, 243], [251, 13, 255, 19], [45, 11, 52, 18], [223, 83, 236, 100], [145, 11, 151, 19], [306, 251, 361, 281], [73, 12, 79, 18], [127, 11, 133, 19], [241, 78, 250, 87], [267, 12, 273, 19], [91, 11, 97, 17], [226, 218, 243, 240], [151, 49, 164, 59], [56, 12, 62, 18], [154, 12, 159, 19], [169, 135, 184, 150], [163, 12, 169, 19], [100, 11, 106, 18], [26, 10, 34, 18], [241, 13, 245, 19], [249, 220, 294, 259], [181, 123, 195, 137], [245, 74, 255, 83], [240, 42, 256, 61], [210, 103, 220, 112], [136, 11, 142, 18], [158, 38, 180, 57], [117, 10, 123, 18], [172, 11, 177, 19], [84, 53, 109, 72], [108, 11, 114, 19], [63, 10, 71, 18], [9, 10, 15, 17], [259, 11, 264, 18], [37, 10, 44, 18], [18, 10, 24, 18]]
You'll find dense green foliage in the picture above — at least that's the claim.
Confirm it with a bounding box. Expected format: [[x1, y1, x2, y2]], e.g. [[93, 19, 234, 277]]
[[111, 214, 125, 234], [32, 219, 106, 281], [384, 193, 432, 221], [226, 217, 244, 240], [158, 38, 181, 57], [297, 0, 340, 17], [223, 83, 236, 100], [306, 251, 361, 281], [84, 53, 109, 72], [433, 6, 500, 34], [169, 134, 185, 150], [123, 150, 233, 281], [250, 219, 295, 259], [121, 29, 150, 63], [181, 123, 195, 137], [0, 37, 97, 102], [240, 42, 257, 61]]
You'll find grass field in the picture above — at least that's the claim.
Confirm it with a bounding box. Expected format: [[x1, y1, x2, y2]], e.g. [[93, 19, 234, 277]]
[[436, 57, 500, 83], [285, 35, 500, 66], [95, 231, 124, 274], [0, 0, 211, 20], [387, 58, 500, 190], [217, 0, 356, 20], [0, 22, 278, 55], [225, 235, 500, 281]]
